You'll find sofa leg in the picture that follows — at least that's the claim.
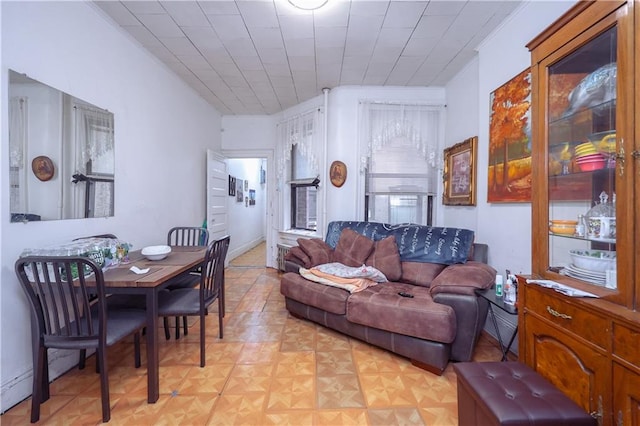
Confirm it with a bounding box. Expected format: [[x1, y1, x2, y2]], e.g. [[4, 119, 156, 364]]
[[411, 359, 444, 376]]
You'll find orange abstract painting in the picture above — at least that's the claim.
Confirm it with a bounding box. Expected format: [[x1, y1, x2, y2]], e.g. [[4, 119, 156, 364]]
[[488, 68, 532, 203]]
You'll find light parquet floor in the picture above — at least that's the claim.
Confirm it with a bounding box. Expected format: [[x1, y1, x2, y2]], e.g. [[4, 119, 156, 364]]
[[2, 247, 503, 425]]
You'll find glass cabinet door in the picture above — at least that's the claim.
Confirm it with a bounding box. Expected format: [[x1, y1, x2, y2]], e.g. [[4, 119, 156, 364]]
[[546, 26, 618, 291]]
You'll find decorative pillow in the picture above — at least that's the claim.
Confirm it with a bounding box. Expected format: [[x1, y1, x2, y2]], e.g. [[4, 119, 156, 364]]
[[365, 235, 402, 281], [333, 228, 375, 267], [297, 238, 333, 267]]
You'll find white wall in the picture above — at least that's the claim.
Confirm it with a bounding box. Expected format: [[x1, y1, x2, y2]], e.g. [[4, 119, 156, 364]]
[[226, 158, 266, 261], [0, 2, 221, 411]]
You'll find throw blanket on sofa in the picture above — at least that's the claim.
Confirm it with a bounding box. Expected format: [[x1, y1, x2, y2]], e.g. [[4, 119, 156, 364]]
[[325, 221, 474, 265], [299, 263, 384, 293]]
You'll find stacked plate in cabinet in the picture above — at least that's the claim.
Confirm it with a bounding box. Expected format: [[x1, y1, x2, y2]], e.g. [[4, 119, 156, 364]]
[[561, 264, 607, 286]]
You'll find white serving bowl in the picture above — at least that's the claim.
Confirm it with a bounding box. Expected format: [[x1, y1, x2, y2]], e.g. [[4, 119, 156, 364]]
[[141, 245, 171, 261], [569, 249, 616, 272]]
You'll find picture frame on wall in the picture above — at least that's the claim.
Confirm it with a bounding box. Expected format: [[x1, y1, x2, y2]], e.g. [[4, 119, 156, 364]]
[[249, 189, 256, 206], [488, 68, 532, 203], [244, 180, 248, 191], [443, 136, 477, 206], [236, 179, 244, 202], [228, 175, 236, 196]]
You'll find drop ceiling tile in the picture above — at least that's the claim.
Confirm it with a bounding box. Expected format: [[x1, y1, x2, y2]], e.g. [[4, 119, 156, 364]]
[[289, 56, 316, 72], [160, 1, 209, 26], [264, 63, 292, 77], [382, 2, 427, 28], [258, 48, 288, 65], [95, 1, 141, 26], [237, 1, 279, 28], [193, 69, 224, 84], [165, 60, 193, 76], [350, 1, 390, 16], [181, 27, 224, 50], [316, 47, 344, 65], [283, 38, 315, 56], [202, 48, 235, 64], [385, 56, 423, 85], [122, 1, 164, 14], [402, 36, 438, 57], [137, 13, 183, 37], [270, 75, 295, 88], [214, 62, 243, 78], [198, 2, 240, 15], [279, 14, 314, 39], [372, 44, 404, 58], [413, 15, 455, 38], [346, 15, 384, 38], [424, 0, 467, 16], [375, 28, 413, 47], [234, 56, 265, 71], [224, 38, 259, 57], [160, 37, 200, 55], [314, 27, 347, 49], [242, 70, 271, 83], [248, 27, 285, 50], [207, 15, 250, 40], [344, 38, 376, 57], [291, 70, 317, 84], [313, 2, 350, 27]]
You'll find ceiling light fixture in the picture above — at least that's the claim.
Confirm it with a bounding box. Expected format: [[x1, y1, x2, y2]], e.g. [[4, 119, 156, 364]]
[[287, 0, 329, 11]]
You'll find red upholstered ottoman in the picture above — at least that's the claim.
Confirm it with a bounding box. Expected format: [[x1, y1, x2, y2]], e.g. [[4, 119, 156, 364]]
[[454, 362, 596, 426]]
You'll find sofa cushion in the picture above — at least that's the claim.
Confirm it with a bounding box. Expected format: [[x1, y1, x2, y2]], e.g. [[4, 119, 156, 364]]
[[429, 261, 496, 297], [280, 272, 349, 315], [365, 236, 402, 281], [285, 246, 311, 268], [298, 238, 333, 267], [400, 262, 447, 287], [333, 229, 375, 267], [346, 282, 456, 343]]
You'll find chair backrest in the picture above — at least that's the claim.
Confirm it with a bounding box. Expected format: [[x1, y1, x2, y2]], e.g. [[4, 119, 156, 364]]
[[15, 256, 107, 349], [167, 227, 209, 247], [201, 236, 230, 302]]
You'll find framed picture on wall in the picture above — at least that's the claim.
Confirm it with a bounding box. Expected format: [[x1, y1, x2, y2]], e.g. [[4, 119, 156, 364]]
[[443, 136, 477, 206], [244, 180, 249, 191], [249, 189, 256, 206], [228, 175, 236, 196], [236, 179, 244, 202]]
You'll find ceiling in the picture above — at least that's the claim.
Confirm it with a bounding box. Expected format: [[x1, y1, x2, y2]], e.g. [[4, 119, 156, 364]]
[[94, 0, 522, 115]]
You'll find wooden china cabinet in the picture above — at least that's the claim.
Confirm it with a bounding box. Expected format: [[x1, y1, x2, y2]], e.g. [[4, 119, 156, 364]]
[[519, 1, 640, 425]]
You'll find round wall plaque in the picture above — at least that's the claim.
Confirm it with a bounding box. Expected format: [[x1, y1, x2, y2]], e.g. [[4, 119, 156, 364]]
[[330, 160, 347, 188], [32, 156, 55, 182]]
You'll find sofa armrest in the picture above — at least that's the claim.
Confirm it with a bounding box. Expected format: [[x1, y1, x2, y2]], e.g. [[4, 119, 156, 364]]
[[284, 259, 304, 273], [429, 261, 496, 297]]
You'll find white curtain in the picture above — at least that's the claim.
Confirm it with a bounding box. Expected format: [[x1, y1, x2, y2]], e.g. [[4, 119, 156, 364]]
[[276, 108, 323, 184], [73, 103, 114, 174], [9, 96, 28, 213], [359, 102, 444, 194]]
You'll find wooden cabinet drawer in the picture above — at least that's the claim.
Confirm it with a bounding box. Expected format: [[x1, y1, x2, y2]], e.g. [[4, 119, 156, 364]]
[[526, 286, 609, 349], [613, 323, 640, 367]]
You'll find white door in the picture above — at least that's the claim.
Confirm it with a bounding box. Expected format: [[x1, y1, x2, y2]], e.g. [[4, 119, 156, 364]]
[[206, 150, 228, 241]]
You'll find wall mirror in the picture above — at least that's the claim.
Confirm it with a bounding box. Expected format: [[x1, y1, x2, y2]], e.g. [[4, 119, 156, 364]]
[[8, 70, 115, 222]]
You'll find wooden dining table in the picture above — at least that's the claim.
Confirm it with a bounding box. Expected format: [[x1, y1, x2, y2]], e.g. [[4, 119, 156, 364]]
[[99, 245, 206, 403]]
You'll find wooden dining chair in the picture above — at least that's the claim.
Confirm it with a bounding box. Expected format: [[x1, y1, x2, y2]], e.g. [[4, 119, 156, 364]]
[[157, 235, 230, 367], [164, 226, 210, 339], [15, 256, 147, 423]]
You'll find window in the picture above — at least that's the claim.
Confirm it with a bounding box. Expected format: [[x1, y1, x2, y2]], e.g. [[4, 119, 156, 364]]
[[277, 108, 323, 232], [360, 103, 443, 226], [291, 145, 319, 231]]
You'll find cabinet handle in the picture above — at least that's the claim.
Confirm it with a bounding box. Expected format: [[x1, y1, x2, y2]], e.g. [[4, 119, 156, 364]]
[[546, 306, 572, 320], [616, 138, 625, 176]]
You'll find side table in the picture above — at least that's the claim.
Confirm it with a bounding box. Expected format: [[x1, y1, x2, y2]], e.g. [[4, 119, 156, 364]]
[[475, 288, 518, 361]]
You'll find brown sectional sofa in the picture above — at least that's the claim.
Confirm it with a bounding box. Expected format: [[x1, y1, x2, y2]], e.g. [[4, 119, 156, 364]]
[[280, 221, 496, 374]]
